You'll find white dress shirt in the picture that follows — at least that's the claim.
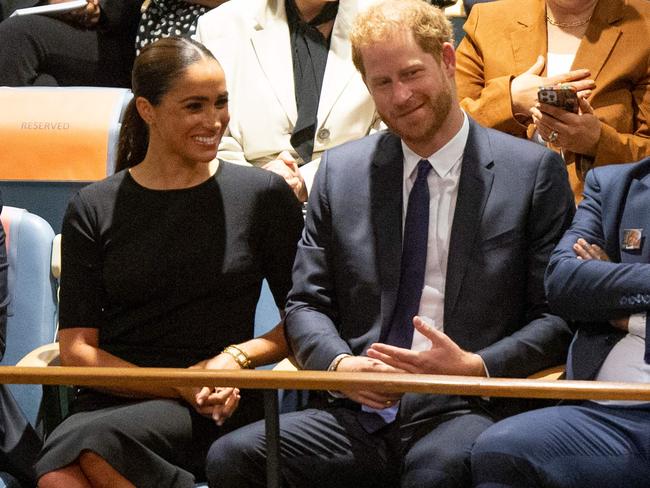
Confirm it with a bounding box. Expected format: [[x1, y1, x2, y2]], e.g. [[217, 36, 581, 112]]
[[401, 113, 469, 351], [596, 312, 650, 406]]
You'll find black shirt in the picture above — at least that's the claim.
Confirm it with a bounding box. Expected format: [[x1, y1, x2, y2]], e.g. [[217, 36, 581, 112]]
[[286, 0, 339, 164], [59, 162, 303, 368]]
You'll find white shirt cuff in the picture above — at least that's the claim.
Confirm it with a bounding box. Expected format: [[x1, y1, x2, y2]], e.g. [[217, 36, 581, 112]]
[[327, 353, 352, 399], [628, 312, 646, 339]]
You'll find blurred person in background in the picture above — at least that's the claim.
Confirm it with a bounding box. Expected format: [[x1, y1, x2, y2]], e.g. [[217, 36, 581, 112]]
[[455, 0, 650, 201], [0, 0, 141, 87], [195, 0, 381, 202], [135, 0, 228, 55]]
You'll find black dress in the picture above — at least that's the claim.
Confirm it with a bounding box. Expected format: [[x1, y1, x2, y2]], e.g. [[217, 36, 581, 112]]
[[34, 162, 303, 487]]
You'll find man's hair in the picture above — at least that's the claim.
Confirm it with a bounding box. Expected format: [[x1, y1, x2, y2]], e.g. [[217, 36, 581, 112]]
[[350, 0, 453, 77]]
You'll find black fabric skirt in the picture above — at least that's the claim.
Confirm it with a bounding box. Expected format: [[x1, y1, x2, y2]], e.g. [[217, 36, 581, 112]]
[[35, 389, 263, 488]]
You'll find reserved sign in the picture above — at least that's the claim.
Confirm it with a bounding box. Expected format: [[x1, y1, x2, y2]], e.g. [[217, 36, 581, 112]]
[[0, 87, 132, 180]]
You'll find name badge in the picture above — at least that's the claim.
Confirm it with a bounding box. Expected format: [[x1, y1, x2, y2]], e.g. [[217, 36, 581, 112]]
[[622, 228, 643, 250]]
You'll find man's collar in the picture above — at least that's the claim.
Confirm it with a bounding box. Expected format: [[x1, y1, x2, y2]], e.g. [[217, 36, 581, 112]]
[[402, 112, 469, 179]]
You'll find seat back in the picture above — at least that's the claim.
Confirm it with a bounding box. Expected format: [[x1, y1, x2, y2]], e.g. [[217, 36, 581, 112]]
[[253, 279, 281, 338], [0, 206, 58, 428], [0, 87, 132, 232], [0, 87, 132, 179]]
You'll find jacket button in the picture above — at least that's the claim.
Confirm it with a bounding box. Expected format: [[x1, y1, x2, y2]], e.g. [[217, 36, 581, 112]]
[[317, 128, 330, 141]]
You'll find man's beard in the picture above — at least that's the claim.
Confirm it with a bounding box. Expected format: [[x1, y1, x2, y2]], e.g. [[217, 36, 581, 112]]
[[381, 81, 453, 148]]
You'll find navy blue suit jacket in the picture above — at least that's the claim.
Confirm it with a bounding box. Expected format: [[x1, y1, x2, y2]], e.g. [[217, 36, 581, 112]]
[[285, 119, 574, 421], [546, 157, 650, 380]]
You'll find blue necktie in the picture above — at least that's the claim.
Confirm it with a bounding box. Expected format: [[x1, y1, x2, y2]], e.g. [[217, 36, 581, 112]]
[[360, 159, 432, 432], [383, 159, 432, 348]]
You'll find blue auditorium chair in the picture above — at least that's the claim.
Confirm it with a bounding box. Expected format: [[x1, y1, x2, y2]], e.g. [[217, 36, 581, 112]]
[[0, 206, 58, 487], [0, 206, 58, 425]]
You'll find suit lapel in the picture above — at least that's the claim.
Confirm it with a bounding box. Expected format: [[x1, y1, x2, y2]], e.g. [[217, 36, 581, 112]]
[[510, 0, 547, 75], [571, 0, 623, 79], [619, 175, 650, 263], [601, 167, 632, 263], [250, 0, 297, 124], [601, 162, 650, 263], [316, 1, 358, 124], [444, 120, 494, 322], [371, 133, 404, 343]]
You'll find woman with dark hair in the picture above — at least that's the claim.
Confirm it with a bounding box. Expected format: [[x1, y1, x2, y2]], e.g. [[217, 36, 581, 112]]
[[35, 36, 303, 488]]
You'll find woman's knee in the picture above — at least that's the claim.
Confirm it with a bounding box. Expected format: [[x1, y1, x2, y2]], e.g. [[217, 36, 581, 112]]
[[78, 451, 134, 488], [0, 16, 40, 44]]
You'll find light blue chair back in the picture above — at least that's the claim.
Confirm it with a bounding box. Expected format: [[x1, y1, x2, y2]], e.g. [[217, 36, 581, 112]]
[[254, 279, 281, 338], [0, 472, 21, 488], [0, 206, 58, 428]]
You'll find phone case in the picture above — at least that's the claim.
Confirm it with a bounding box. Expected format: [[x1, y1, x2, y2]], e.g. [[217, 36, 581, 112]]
[[537, 85, 579, 113]]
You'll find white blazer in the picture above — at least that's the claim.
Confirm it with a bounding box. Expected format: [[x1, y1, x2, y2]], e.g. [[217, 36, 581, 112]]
[[195, 0, 379, 189]]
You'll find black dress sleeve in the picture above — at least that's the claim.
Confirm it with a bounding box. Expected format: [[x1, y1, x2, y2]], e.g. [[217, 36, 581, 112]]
[[58, 192, 106, 330], [258, 173, 304, 311]]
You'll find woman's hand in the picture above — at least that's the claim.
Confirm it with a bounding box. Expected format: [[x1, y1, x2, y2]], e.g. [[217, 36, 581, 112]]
[[510, 56, 595, 119], [263, 151, 308, 203], [58, 0, 101, 29], [531, 95, 602, 156], [192, 352, 243, 425], [176, 386, 221, 417]]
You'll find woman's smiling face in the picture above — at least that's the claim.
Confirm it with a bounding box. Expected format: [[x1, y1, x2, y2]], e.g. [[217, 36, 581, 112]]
[[141, 58, 230, 168]]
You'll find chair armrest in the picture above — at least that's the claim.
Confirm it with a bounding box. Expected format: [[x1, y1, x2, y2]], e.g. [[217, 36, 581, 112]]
[[16, 342, 61, 367], [528, 365, 565, 381], [272, 357, 299, 372]]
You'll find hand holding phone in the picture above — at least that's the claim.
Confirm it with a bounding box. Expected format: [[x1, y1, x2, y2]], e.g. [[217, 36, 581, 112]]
[[537, 84, 579, 113]]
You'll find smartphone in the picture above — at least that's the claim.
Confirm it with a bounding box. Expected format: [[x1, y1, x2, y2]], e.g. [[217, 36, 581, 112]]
[[537, 84, 579, 113]]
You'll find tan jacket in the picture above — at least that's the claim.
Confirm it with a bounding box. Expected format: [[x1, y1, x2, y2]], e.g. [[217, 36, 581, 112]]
[[455, 0, 650, 198]]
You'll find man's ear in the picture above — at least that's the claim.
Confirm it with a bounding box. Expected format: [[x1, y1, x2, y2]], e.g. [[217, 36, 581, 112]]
[[441, 42, 456, 76], [135, 96, 154, 125]]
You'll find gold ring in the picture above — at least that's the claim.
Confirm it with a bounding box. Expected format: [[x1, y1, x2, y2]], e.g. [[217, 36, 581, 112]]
[[548, 130, 559, 143], [385, 400, 392, 406]]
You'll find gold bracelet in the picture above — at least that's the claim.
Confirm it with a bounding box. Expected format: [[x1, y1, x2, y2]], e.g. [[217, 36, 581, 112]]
[[222, 345, 252, 369]]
